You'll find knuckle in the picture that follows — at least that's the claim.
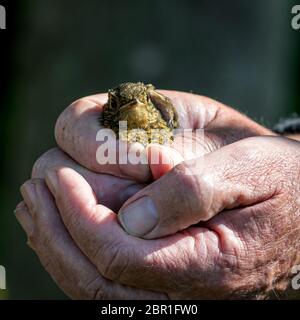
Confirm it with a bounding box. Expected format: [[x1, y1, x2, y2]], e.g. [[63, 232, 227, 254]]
[[26, 228, 38, 249], [26, 224, 53, 252], [98, 242, 132, 282], [92, 288, 109, 300], [31, 148, 61, 178], [91, 288, 106, 300], [173, 161, 213, 221], [81, 276, 106, 300], [174, 162, 202, 200]]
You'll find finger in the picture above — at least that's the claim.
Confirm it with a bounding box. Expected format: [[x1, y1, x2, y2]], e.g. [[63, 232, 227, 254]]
[[14, 201, 34, 236], [54, 92, 224, 182], [32, 148, 144, 212], [43, 166, 224, 296], [20, 181, 37, 214], [55, 91, 272, 183], [44, 166, 121, 268], [42, 167, 187, 291], [147, 128, 220, 179], [55, 95, 151, 181], [118, 136, 285, 239], [146, 144, 184, 179], [39, 143, 295, 298], [19, 178, 165, 299]]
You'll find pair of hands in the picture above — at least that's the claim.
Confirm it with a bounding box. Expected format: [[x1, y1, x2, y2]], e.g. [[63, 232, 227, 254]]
[[15, 91, 300, 299]]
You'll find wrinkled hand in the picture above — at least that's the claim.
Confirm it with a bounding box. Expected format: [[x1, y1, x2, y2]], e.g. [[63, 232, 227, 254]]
[[15, 91, 275, 299], [54, 91, 272, 181], [16, 136, 300, 299]]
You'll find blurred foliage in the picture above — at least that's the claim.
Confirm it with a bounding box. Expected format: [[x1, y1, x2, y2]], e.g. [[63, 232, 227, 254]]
[[0, 0, 299, 299]]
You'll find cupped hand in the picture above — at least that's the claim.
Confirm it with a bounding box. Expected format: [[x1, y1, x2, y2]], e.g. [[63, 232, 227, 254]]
[[16, 148, 159, 299], [16, 136, 300, 299], [55, 91, 273, 181]]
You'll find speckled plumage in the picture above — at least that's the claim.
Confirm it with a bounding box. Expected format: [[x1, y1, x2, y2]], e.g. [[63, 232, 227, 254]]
[[101, 82, 178, 145]]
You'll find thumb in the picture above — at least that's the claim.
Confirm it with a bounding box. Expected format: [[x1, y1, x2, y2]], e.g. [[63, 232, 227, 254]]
[[118, 136, 284, 239]]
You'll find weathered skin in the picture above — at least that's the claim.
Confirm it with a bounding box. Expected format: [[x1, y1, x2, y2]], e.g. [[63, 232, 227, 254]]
[[17, 137, 300, 299], [101, 82, 179, 144], [54, 91, 271, 181], [15, 91, 300, 300]]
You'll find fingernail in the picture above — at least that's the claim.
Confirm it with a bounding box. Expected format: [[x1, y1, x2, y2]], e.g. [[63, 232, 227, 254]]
[[14, 201, 27, 214], [20, 182, 37, 209], [118, 197, 158, 237]]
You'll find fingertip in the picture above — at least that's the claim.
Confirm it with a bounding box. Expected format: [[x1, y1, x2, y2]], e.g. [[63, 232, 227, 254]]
[[45, 166, 98, 214], [147, 144, 184, 180], [14, 201, 27, 214], [31, 148, 64, 179], [20, 180, 38, 213], [14, 202, 34, 237]]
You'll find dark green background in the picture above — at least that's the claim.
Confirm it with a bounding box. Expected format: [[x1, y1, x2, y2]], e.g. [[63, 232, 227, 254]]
[[0, 0, 299, 299]]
